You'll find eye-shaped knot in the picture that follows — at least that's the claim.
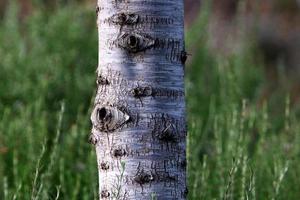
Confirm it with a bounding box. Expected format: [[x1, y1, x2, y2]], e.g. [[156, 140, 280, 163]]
[[91, 105, 130, 132], [110, 13, 139, 25], [117, 33, 156, 53]]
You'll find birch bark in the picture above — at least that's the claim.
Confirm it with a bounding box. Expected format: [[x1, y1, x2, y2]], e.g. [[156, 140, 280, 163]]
[[90, 0, 187, 199]]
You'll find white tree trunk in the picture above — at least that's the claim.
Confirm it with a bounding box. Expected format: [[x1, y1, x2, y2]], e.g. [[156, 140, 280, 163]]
[[90, 0, 186, 199]]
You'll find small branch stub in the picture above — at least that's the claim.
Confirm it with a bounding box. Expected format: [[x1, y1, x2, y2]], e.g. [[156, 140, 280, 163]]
[[96, 6, 100, 16], [180, 50, 188, 65], [117, 33, 156, 53], [89, 131, 100, 145], [100, 189, 110, 199], [184, 188, 189, 198], [96, 75, 109, 85], [100, 161, 110, 171], [91, 105, 130, 132]]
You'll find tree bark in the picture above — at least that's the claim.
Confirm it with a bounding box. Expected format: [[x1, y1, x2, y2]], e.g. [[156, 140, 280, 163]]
[[90, 0, 187, 199]]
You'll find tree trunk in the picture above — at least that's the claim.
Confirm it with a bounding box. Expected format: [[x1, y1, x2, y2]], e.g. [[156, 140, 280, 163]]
[[90, 0, 187, 199]]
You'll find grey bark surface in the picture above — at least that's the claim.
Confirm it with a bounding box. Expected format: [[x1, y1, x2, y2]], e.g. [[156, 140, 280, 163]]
[[90, 0, 187, 199]]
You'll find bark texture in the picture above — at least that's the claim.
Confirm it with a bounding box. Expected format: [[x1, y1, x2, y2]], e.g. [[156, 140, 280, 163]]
[[91, 0, 186, 199]]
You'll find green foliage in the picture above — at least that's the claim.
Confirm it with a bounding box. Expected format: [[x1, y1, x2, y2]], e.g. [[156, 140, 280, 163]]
[[186, 3, 300, 200], [0, 2, 299, 200], [0, 3, 97, 200]]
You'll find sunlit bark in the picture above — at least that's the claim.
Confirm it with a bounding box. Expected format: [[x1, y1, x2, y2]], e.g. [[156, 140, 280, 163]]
[[90, 1, 187, 199]]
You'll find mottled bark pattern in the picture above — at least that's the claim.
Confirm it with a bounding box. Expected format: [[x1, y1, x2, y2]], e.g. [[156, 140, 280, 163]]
[[91, 0, 186, 199]]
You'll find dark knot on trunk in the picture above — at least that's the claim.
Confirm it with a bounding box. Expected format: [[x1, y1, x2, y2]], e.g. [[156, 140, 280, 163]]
[[131, 86, 153, 98], [100, 162, 110, 171], [134, 170, 154, 185], [91, 105, 130, 132], [96, 75, 109, 85], [112, 146, 128, 158], [100, 189, 110, 199], [117, 33, 156, 53], [157, 123, 177, 143], [109, 13, 139, 25]]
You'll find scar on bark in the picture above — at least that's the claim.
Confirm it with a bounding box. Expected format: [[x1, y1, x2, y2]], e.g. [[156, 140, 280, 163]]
[[157, 123, 178, 143], [131, 86, 153, 98], [100, 161, 110, 171], [112, 146, 127, 158], [130, 84, 153, 106], [88, 129, 100, 145], [109, 13, 139, 25], [96, 75, 109, 85], [101, 189, 110, 199], [88, 133, 98, 145], [134, 170, 154, 185]]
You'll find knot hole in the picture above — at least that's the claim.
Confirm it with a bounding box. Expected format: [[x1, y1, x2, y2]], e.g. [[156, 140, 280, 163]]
[[128, 35, 139, 48], [98, 107, 107, 121]]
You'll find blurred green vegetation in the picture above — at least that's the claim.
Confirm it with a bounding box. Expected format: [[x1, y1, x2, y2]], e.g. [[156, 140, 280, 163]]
[[0, 1, 300, 200]]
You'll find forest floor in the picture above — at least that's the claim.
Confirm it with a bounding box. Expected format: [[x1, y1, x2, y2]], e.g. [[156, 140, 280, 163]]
[[1, 3, 300, 200]]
